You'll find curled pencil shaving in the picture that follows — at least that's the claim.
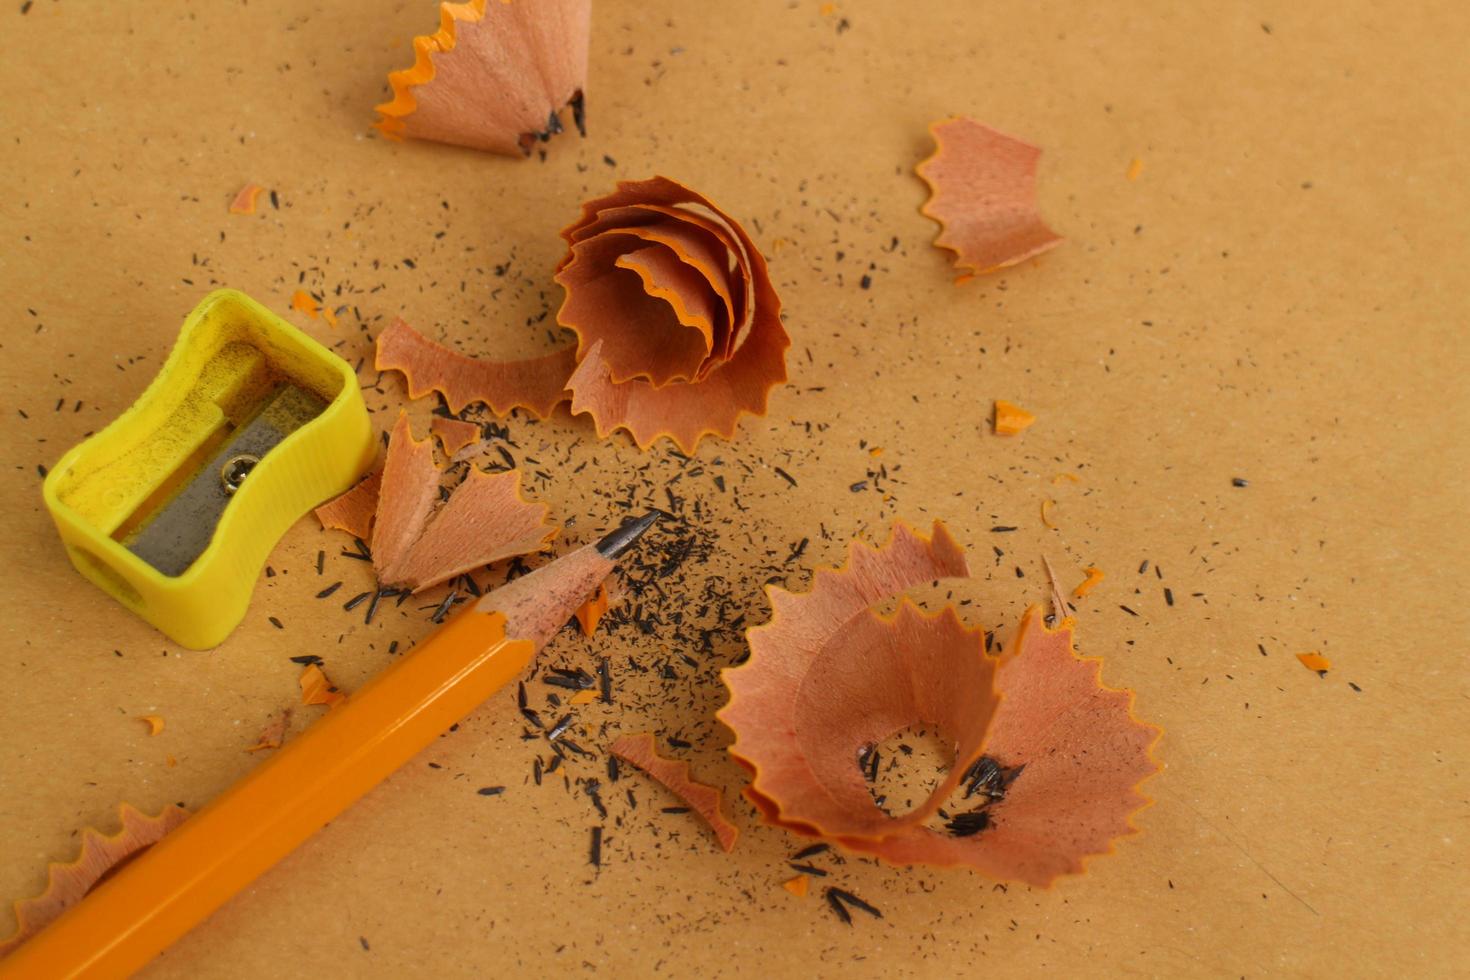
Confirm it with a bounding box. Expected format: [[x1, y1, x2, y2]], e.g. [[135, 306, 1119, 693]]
[[371, 412, 558, 592], [721, 521, 981, 841], [916, 117, 1063, 277], [379, 178, 787, 453], [315, 470, 381, 541], [557, 176, 789, 451], [0, 803, 190, 959], [299, 665, 348, 709], [376, 317, 576, 418], [138, 714, 165, 736], [836, 610, 1161, 885], [610, 733, 739, 851], [430, 415, 482, 456], [720, 521, 1159, 885], [373, 0, 591, 156]]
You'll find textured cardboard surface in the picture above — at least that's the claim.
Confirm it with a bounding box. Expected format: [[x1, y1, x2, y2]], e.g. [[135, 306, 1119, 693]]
[[1, 0, 1466, 976]]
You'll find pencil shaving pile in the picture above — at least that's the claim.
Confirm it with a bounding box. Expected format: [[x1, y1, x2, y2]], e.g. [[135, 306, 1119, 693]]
[[720, 521, 1160, 885]]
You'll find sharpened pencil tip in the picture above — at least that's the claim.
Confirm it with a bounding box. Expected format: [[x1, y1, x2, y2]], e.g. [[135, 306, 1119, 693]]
[[595, 511, 662, 558]]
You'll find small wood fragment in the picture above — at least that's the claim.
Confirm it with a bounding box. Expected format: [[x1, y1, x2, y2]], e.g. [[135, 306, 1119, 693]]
[[781, 874, 809, 898], [993, 400, 1036, 436], [1296, 652, 1331, 675], [228, 184, 264, 215]]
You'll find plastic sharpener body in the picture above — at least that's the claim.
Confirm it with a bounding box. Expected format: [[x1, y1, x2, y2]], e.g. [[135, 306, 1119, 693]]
[[42, 290, 376, 649]]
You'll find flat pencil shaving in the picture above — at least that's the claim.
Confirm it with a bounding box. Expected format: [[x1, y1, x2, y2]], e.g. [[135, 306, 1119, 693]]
[[558, 176, 789, 451], [228, 183, 263, 215], [374, 0, 591, 156], [0, 803, 189, 959], [993, 399, 1036, 436], [430, 415, 482, 456], [299, 664, 347, 709], [315, 470, 381, 541], [916, 117, 1063, 277], [720, 521, 1160, 886], [247, 709, 293, 753], [610, 733, 738, 852], [371, 412, 557, 592], [375, 317, 576, 418]]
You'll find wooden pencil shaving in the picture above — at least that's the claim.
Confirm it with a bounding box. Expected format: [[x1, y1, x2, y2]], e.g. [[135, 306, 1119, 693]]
[[314, 470, 381, 541], [247, 709, 293, 753], [610, 733, 739, 851], [227, 183, 263, 215], [720, 521, 1160, 885], [557, 177, 789, 451], [313, 414, 557, 590], [574, 582, 610, 635], [375, 177, 788, 453], [917, 117, 1063, 277], [375, 318, 577, 419], [0, 804, 190, 959], [1072, 566, 1105, 598], [299, 664, 348, 709], [430, 415, 482, 456], [374, 0, 591, 156], [370, 412, 557, 592], [993, 400, 1036, 435]]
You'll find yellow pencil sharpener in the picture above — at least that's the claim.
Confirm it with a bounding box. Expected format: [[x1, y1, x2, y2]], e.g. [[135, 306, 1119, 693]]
[[42, 289, 376, 649]]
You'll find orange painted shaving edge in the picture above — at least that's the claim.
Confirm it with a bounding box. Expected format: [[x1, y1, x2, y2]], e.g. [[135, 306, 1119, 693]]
[[781, 874, 809, 897], [299, 665, 348, 709], [1073, 566, 1105, 598], [373, 0, 490, 140], [610, 733, 738, 852], [0, 804, 190, 958], [1296, 652, 1330, 674], [290, 290, 319, 318], [574, 582, 610, 635], [138, 715, 164, 736], [994, 400, 1036, 436], [228, 184, 264, 215]]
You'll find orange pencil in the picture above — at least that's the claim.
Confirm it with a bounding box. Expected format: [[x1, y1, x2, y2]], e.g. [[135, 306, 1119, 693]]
[[0, 512, 660, 979]]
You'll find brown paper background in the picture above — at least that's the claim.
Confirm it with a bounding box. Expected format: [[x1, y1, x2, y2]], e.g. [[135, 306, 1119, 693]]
[[1, 0, 1466, 976]]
